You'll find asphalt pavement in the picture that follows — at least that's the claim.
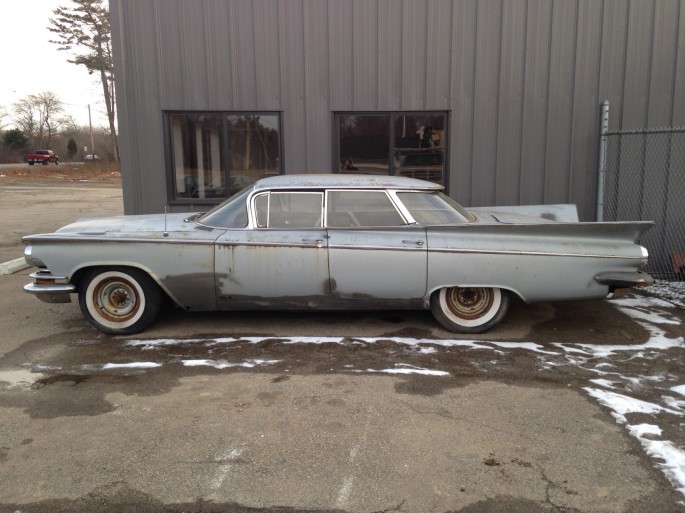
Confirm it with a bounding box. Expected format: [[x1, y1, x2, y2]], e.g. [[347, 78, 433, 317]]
[[1, 178, 684, 513]]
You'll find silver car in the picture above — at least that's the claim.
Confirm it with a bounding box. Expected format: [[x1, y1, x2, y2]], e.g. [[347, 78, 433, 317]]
[[23, 174, 653, 335]]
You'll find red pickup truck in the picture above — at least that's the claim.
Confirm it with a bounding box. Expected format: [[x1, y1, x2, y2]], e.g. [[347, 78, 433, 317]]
[[26, 150, 59, 165]]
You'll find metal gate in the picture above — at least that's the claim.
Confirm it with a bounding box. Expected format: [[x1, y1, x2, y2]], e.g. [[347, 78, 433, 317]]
[[598, 102, 685, 280]]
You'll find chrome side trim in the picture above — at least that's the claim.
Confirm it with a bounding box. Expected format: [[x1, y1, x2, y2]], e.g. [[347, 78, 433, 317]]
[[214, 241, 640, 258], [215, 241, 424, 251], [22, 235, 216, 245], [426, 247, 643, 260], [216, 241, 330, 249]]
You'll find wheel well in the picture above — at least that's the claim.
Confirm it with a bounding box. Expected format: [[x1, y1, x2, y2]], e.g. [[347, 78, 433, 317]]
[[427, 285, 523, 303], [71, 265, 166, 298]]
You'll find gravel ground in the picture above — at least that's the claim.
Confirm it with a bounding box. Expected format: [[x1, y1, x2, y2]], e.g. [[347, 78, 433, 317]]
[[643, 280, 685, 307]]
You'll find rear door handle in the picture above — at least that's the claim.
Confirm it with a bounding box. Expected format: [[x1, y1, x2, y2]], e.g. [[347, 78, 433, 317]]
[[402, 240, 424, 247]]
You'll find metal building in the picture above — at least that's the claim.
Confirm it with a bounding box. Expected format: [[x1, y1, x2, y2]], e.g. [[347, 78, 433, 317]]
[[110, 0, 685, 220]]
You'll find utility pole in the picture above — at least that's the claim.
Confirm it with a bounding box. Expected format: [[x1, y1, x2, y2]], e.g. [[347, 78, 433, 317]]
[[88, 104, 96, 157]]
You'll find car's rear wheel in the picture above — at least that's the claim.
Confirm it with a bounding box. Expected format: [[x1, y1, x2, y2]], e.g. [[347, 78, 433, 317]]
[[430, 286, 509, 333], [78, 267, 161, 335]]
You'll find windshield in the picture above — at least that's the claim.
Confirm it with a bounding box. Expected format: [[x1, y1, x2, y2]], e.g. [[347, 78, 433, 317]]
[[397, 192, 475, 224], [197, 186, 253, 228]]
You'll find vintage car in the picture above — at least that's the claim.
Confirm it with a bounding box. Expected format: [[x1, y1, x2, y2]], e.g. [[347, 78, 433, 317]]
[[23, 174, 653, 335]]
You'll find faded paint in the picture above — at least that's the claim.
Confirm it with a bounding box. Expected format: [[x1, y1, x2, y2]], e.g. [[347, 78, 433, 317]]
[[23, 178, 652, 332]]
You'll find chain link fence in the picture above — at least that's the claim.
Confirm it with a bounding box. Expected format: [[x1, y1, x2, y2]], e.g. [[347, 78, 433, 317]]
[[602, 126, 685, 280]]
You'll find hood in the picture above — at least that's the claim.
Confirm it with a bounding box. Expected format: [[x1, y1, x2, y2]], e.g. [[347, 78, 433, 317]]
[[55, 213, 194, 235], [29, 213, 222, 243], [469, 204, 579, 224]]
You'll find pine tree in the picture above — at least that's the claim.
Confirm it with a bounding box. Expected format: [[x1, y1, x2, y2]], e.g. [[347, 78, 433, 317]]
[[49, 0, 119, 161]]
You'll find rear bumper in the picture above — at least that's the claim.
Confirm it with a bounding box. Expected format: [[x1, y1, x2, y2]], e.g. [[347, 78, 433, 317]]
[[594, 271, 654, 289], [24, 271, 74, 303]]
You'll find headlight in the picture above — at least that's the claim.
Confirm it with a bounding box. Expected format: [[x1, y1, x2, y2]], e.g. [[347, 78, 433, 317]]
[[640, 246, 649, 266], [23, 246, 45, 268]]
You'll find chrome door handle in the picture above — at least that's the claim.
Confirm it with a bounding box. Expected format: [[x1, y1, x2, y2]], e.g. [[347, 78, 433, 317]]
[[402, 240, 424, 247], [302, 238, 325, 247]]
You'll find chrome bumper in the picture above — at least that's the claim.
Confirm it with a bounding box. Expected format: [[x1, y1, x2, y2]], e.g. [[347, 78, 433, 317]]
[[24, 270, 75, 303], [594, 271, 654, 289]]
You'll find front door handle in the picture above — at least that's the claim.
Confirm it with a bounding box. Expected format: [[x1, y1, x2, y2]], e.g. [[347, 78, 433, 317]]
[[402, 240, 424, 247], [302, 238, 325, 247]]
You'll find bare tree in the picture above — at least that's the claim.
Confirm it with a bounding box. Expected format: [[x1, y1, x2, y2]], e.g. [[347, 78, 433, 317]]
[[36, 92, 66, 148], [12, 92, 68, 149], [12, 98, 38, 147], [0, 106, 8, 131], [49, 0, 118, 160]]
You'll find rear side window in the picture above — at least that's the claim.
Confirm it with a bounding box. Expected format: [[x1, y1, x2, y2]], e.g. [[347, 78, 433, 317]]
[[326, 191, 406, 227], [397, 192, 474, 224]]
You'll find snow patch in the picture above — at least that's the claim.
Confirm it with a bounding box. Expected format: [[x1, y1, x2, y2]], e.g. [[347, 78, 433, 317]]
[[182, 359, 280, 369], [102, 362, 162, 369], [582, 388, 681, 424]]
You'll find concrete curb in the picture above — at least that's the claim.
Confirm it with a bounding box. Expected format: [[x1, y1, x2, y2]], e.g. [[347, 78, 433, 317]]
[[0, 257, 31, 275]]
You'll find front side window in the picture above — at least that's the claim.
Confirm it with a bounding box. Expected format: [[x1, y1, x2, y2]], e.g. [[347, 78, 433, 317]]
[[326, 190, 406, 227], [336, 112, 448, 188], [168, 112, 281, 203], [254, 192, 324, 228]]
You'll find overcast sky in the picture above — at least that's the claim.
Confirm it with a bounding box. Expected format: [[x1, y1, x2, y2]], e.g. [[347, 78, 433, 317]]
[[0, 0, 110, 128]]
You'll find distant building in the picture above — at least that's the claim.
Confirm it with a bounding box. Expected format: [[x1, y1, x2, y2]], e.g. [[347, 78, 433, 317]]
[[110, 0, 684, 220]]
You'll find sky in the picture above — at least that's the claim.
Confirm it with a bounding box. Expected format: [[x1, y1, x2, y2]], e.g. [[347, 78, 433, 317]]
[[0, 0, 110, 128]]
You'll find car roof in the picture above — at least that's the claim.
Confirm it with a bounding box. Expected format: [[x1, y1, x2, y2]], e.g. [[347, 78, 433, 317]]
[[253, 173, 443, 191]]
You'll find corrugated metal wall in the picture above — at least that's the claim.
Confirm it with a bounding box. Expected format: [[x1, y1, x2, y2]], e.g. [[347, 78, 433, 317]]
[[110, 0, 685, 219]]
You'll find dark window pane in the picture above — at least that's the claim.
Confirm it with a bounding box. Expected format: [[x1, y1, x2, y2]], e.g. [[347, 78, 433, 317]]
[[338, 114, 390, 174]]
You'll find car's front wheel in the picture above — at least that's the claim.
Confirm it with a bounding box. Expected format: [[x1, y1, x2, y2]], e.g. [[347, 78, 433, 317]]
[[430, 286, 509, 333], [78, 267, 162, 335]]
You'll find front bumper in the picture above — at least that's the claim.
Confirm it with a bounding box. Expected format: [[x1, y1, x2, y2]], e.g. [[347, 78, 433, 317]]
[[24, 270, 75, 303]]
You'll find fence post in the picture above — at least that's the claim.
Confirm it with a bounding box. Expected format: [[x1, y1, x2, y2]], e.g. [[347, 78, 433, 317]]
[[597, 100, 610, 222]]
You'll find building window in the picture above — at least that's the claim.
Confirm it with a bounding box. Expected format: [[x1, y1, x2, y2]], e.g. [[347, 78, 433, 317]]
[[167, 112, 281, 203], [336, 112, 448, 188]]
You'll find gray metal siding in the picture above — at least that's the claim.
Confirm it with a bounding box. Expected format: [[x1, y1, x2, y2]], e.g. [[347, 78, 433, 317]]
[[110, 0, 685, 219]]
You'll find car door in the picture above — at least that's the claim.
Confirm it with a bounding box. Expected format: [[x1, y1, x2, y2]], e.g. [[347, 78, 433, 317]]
[[326, 189, 427, 300], [214, 190, 329, 307]]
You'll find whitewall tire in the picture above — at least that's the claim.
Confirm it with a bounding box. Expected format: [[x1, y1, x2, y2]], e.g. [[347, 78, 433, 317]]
[[430, 286, 510, 334], [78, 267, 161, 335]]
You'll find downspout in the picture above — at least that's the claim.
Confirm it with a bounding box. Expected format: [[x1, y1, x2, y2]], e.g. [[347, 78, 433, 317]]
[[597, 100, 609, 221]]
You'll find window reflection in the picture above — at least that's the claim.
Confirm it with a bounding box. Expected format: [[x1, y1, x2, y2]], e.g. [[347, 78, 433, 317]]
[[172, 114, 225, 199], [169, 112, 281, 202], [393, 114, 445, 185], [227, 115, 281, 195], [336, 112, 447, 187]]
